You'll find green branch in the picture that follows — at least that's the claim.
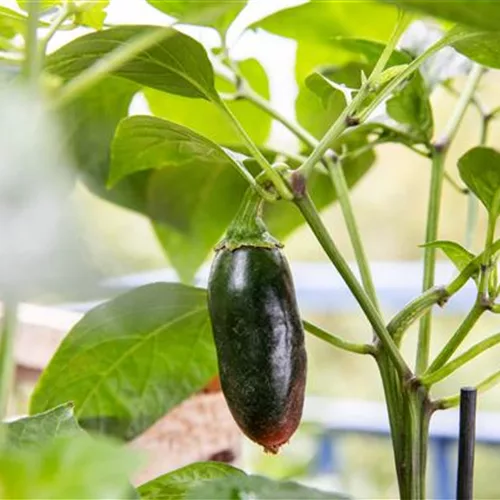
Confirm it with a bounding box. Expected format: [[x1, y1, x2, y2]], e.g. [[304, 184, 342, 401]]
[[388, 286, 449, 346], [325, 155, 380, 309], [294, 192, 412, 380], [303, 320, 375, 355], [38, 1, 73, 61], [218, 100, 292, 201], [415, 64, 484, 375], [415, 149, 446, 374], [421, 332, 500, 386], [298, 11, 411, 178], [242, 86, 318, 147], [358, 30, 478, 123], [436, 369, 500, 410], [424, 304, 484, 375], [23, 0, 41, 83], [0, 301, 18, 419]]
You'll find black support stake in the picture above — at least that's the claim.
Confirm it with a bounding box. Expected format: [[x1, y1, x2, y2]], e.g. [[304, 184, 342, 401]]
[[456, 387, 477, 500]]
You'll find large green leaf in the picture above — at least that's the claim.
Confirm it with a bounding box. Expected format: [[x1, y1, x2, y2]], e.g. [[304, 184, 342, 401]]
[[382, 0, 500, 32], [145, 58, 271, 145], [30, 283, 217, 441], [46, 25, 220, 101], [146, 1, 247, 34], [109, 115, 247, 189], [458, 147, 500, 221], [253, 0, 398, 46], [0, 434, 139, 499], [138, 462, 244, 499], [2, 403, 82, 450], [110, 115, 252, 282], [449, 26, 500, 69], [187, 474, 348, 500]]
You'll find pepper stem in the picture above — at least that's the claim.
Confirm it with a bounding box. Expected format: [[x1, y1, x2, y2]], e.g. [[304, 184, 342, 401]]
[[220, 187, 282, 251]]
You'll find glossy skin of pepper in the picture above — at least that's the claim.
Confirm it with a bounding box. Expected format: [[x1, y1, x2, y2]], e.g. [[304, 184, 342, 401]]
[[207, 245, 307, 453]]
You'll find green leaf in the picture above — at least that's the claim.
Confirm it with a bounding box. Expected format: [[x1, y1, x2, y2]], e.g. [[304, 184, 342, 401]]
[[297, 63, 364, 142], [138, 462, 245, 499], [382, 0, 500, 32], [2, 403, 82, 450], [187, 474, 348, 500], [0, 434, 139, 499], [109, 115, 246, 188], [253, 0, 398, 46], [420, 240, 477, 280], [146, 1, 247, 35], [145, 58, 271, 146], [386, 72, 434, 143], [0, 6, 26, 40], [74, 1, 110, 30], [58, 77, 145, 211], [449, 25, 500, 70], [30, 283, 217, 440], [458, 147, 500, 220], [45, 25, 220, 101], [110, 115, 253, 281]]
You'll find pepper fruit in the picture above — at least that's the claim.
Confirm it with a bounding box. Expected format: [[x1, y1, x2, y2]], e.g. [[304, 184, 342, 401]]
[[207, 188, 307, 453]]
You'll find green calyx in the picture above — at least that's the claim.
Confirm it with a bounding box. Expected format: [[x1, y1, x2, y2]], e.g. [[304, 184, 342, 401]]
[[217, 187, 282, 251]]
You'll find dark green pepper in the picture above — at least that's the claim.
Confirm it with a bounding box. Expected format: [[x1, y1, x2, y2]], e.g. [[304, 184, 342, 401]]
[[207, 189, 307, 453]]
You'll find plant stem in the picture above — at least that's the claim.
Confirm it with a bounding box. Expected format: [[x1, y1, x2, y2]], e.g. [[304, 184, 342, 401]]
[[425, 304, 484, 374], [0, 301, 18, 419], [325, 156, 380, 309], [241, 73, 381, 310], [242, 86, 318, 147], [388, 286, 449, 346], [298, 11, 410, 178], [415, 64, 484, 375], [436, 65, 485, 150], [23, 0, 41, 83], [358, 30, 477, 123], [38, 1, 72, 60], [406, 388, 431, 499], [437, 369, 500, 409], [415, 149, 445, 374], [446, 239, 500, 296], [422, 333, 500, 386], [54, 27, 174, 108], [303, 320, 375, 355], [218, 100, 292, 201], [295, 193, 412, 380]]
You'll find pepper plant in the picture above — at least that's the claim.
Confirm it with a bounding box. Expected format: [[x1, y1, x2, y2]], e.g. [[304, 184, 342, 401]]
[[1, 0, 500, 498]]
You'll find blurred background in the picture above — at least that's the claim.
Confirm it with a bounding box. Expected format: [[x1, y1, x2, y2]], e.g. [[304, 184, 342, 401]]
[[3, 0, 500, 498]]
